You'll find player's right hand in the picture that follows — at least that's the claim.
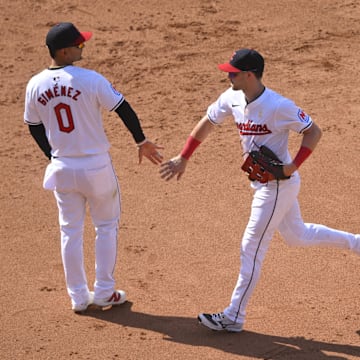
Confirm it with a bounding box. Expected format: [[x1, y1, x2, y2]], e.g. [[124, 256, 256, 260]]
[[159, 155, 188, 181]]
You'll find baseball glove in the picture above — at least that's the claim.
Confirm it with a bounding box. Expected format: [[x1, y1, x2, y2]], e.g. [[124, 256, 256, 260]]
[[241, 145, 290, 183]]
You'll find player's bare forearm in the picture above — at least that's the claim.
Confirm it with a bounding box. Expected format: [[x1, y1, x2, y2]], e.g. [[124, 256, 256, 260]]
[[284, 122, 322, 176], [190, 115, 215, 141], [159, 116, 214, 181], [301, 121, 322, 151]]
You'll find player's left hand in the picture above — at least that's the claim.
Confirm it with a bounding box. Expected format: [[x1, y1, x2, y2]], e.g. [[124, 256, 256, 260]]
[[283, 163, 298, 177], [138, 140, 164, 165]]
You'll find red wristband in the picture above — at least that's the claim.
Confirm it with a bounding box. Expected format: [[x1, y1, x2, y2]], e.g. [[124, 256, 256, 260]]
[[293, 146, 312, 168], [180, 136, 201, 160]]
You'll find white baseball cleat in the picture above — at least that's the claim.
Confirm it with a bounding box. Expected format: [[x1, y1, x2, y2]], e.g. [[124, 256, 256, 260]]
[[198, 312, 243, 332], [93, 289, 127, 310], [72, 291, 94, 313]]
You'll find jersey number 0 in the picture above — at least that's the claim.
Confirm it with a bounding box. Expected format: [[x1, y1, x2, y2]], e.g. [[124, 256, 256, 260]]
[[54, 103, 75, 133]]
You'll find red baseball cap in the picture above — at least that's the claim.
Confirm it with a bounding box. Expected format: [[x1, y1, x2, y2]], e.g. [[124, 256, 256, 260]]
[[218, 48, 264, 73], [46, 22, 92, 51]]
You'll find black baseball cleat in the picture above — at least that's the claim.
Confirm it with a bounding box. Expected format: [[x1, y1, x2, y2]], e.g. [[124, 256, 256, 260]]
[[198, 312, 243, 332]]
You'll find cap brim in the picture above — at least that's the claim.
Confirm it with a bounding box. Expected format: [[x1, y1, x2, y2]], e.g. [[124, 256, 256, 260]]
[[80, 31, 92, 42], [218, 63, 241, 72]]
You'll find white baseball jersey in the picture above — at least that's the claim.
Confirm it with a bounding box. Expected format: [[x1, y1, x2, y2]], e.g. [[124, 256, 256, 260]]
[[24, 65, 124, 157], [207, 87, 313, 164]]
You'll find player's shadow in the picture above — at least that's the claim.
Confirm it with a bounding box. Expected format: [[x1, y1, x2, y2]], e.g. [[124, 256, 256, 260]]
[[84, 301, 360, 359]]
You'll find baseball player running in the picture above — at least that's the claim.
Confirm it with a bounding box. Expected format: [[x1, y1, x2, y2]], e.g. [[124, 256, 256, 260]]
[[160, 48, 360, 332], [24, 22, 163, 313]]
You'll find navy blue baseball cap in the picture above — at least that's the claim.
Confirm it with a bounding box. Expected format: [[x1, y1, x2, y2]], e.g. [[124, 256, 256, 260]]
[[46, 22, 92, 51], [218, 48, 264, 73]]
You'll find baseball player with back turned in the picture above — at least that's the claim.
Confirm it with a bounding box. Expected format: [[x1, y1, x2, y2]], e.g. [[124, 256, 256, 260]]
[[160, 48, 360, 332], [24, 22, 163, 313]]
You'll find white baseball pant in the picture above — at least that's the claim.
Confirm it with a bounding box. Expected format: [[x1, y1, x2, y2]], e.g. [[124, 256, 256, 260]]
[[224, 177, 359, 324], [43, 152, 121, 306]]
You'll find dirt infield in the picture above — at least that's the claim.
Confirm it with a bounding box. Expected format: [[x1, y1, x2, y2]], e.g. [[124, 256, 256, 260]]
[[1, 0, 359, 359]]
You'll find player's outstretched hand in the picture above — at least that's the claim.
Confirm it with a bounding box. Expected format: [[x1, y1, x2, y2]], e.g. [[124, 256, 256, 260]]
[[138, 140, 164, 165], [159, 155, 188, 181]]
